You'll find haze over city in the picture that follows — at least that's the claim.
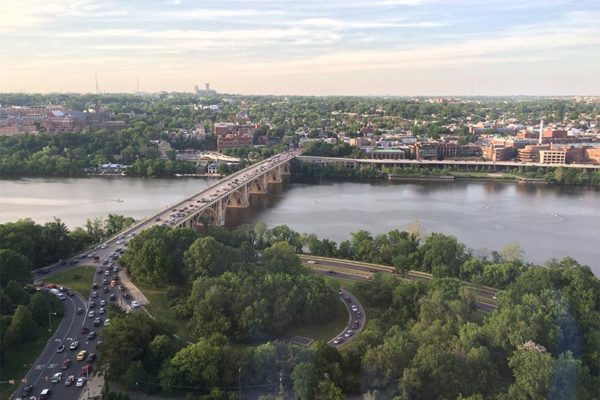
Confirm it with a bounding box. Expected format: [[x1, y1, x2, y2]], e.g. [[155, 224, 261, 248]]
[[1, 0, 599, 95]]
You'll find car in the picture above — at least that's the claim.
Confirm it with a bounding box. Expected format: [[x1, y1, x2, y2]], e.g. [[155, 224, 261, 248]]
[[344, 330, 354, 338], [96, 268, 103, 274], [64, 375, 76, 386], [69, 260, 78, 265], [81, 327, 90, 334], [91, 291, 98, 298], [122, 292, 130, 299], [98, 307, 105, 314], [100, 299, 106, 306], [76, 350, 87, 361], [332, 337, 344, 345], [67, 290, 74, 296], [50, 372, 63, 383], [60, 358, 71, 370], [104, 270, 110, 276], [326, 270, 336, 274], [86, 331, 96, 340], [69, 341, 79, 350], [81, 364, 93, 376], [351, 305, 358, 312], [92, 283, 98, 289], [100, 244, 108, 249], [87, 311, 95, 318], [109, 293, 117, 301], [104, 319, 110, 326], [40, 388, 51, 400], [307, 260, 316, 264], [102, 279, 109, 286], [86, 353, 96, 363], [57, 294, 66, 300], [102, 286, 109, 293], [89, 301, 96, 309], [352, 320, 360, 329], [75, 377, 87, 387], [130, 300, 140, 308], [56, 345, 65, 353], [76, 307, 83, 315], [22, 385, 33, 395], [93, 317, 102, 327]]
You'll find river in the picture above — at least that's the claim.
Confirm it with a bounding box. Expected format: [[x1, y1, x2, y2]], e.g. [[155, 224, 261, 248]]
[[1, 176, 598, 273]]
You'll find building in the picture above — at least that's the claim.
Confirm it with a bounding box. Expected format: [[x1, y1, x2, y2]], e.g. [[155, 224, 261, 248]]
[[214, 123, 257, 137], [539, 149, 566, 165], [207, 163, 220, 174], [518, 145, 547, 163], [413, 143, 481, 160], [585, 147, 600, 164], [195, 83, 217, 96], [543, 128, 568, 141], [482, 145, 514, 162], [217, 134, 253, 152], [370, 149, 406, 160]]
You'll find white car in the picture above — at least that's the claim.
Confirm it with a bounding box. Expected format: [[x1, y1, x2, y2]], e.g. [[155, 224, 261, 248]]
[[104, 319, 110, 326], [76, 377, 87, 387], [130, 300, 140, 308]]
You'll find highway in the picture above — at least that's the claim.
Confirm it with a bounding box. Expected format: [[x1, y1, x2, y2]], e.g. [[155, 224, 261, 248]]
[[12, 289, 92, 400], [302, 255, 498, 312]]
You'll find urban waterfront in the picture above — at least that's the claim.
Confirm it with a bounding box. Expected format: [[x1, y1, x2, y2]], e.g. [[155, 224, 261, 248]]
[[1, 176, 598, 273]]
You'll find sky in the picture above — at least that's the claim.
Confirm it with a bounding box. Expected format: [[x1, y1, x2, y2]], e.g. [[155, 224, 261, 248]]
[[0, 0, 598, 96]]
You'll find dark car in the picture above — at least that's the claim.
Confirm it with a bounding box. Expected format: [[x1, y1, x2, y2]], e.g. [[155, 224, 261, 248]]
[[69, 260, 78, 265], [89, 301, 96, 308], [86, 353, 96, 363], [60, 358, 71, 370], [102, 279, 109, 286], [87, 331, 96, 340], [93, 318, 102, 327], [102, 286, 109, 293], [82, 326, 90, 335], [92, 283, 99, 289], [109, 293, 117, 301], [22, 385, 33, 395], [122, 292, 129, 299]]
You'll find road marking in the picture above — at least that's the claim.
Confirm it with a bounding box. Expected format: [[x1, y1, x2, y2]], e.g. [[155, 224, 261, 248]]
[[34, 364, 44, 370], [48, 363, 57, 369]]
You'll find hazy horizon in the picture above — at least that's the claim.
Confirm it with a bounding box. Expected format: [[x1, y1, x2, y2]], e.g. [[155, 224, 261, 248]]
[[1, 0, 599, 96]]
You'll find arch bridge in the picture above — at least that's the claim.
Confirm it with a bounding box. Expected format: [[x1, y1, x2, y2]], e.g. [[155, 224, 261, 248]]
[[160, 150, 298, 229]]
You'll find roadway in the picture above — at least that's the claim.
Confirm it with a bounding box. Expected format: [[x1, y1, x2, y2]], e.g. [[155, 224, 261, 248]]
[[302, 255, 497, 312], [12, 289, 91, 400], [327, 288, 366, 348]]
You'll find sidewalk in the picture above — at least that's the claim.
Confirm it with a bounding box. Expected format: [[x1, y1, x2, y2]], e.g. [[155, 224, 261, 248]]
[[118, 268, 149, 306], [79, 371, 104, 400]]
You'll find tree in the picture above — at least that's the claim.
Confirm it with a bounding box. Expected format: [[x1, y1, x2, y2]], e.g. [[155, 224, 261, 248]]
[[28, 292, 51, 326], [5, 305, 37, 345], [314, 380, 344, 400], [183, 237, 233, 279], [508, 343, 553, 400], [291, 362, 318, 400], [123, 361, 148, 390], [0, 249, 32, 287]]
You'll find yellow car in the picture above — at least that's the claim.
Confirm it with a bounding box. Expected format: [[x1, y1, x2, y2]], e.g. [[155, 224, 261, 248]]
[[76, 350, 87, 361]]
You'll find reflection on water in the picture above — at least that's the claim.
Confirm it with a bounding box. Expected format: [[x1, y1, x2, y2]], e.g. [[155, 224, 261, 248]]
[[1, 176, 598, 273]]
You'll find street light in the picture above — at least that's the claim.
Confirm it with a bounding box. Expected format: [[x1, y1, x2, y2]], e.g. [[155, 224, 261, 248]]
[[48, 312, 57, 333], [238, 368, 242, 400]]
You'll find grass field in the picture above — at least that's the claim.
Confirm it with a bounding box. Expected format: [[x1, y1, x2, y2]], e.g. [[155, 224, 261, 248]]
[[0, 305, 63, 400], [47, 266, 96, 297], [134, 282, 195, 343], [285, 297, 349, 342]]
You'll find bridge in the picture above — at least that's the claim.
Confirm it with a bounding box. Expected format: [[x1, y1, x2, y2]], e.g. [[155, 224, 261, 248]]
[[297, 155, 600, 172], [126, 149, 300, 233]]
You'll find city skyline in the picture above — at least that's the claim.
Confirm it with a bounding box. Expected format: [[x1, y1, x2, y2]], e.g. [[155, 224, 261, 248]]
[[1, 0, 599, 95]]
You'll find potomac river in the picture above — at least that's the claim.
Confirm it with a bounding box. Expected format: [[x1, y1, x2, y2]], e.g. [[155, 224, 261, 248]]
[[0, 176, 598, 273]]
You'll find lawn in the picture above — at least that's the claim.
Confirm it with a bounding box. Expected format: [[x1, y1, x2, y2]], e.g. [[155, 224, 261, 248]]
[[134, 282, 195, 343], [47, 265, 96, 297], [0, 308, 63, 400], [285, 297, 349, 342]]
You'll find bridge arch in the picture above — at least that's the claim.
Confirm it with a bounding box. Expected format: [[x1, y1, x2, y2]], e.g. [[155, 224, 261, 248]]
[[194, 207, 221, 226], [225, 189, 249, 208]]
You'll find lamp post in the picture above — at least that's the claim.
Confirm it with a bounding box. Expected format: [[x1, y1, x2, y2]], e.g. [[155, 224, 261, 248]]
[[48, 312, 57, 333], [238, 368, 242, 400]]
